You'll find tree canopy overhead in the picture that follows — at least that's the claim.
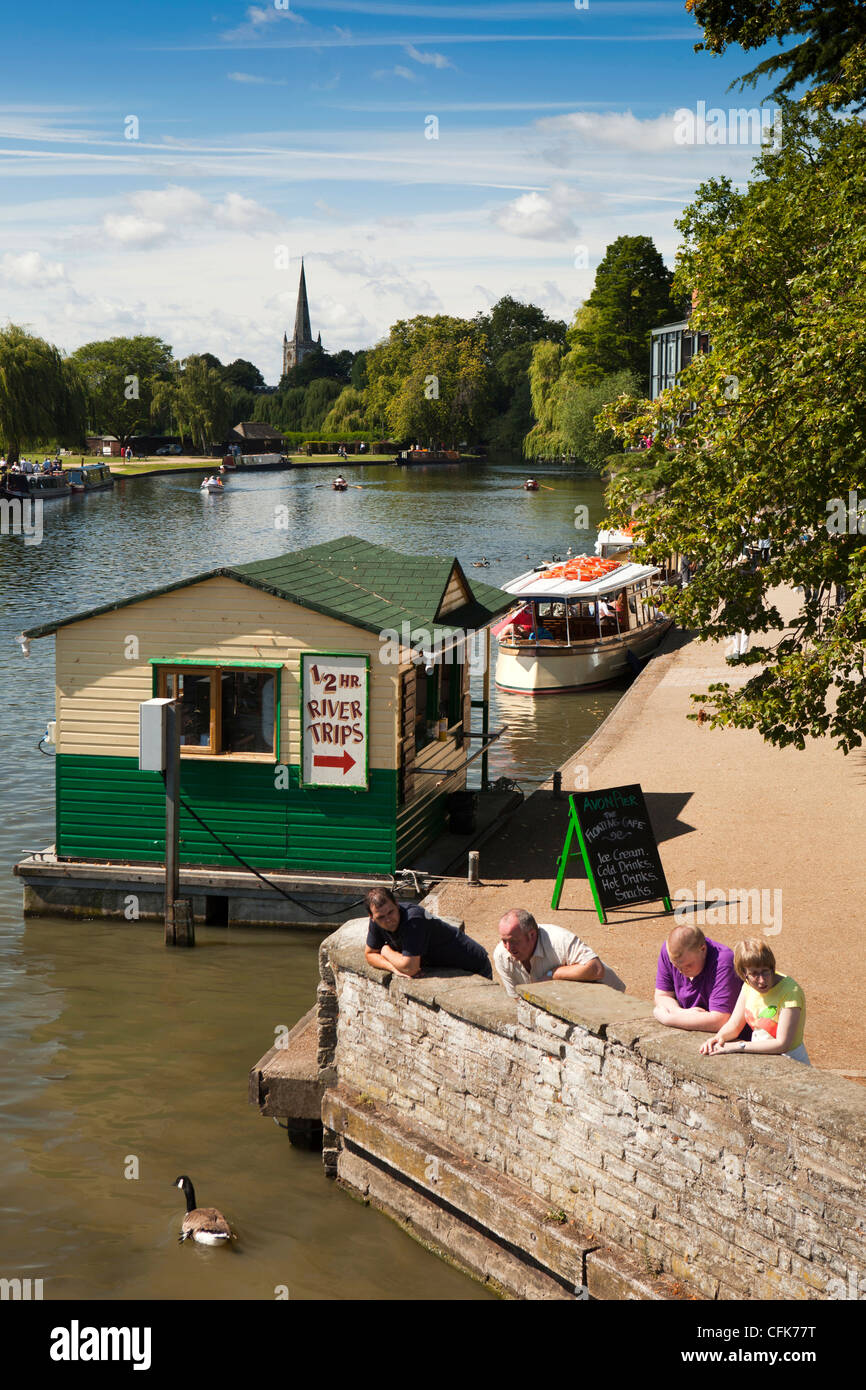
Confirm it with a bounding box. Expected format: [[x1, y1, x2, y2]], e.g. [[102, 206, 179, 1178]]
[[688, 0, 866, 108], [599, 102, 866, 752]]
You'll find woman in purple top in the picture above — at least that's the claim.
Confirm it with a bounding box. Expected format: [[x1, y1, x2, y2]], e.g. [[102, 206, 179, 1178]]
[[653, 925, 743, 1035]]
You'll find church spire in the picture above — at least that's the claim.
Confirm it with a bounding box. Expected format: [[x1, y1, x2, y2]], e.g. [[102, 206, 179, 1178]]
[[293, 260, 312, 345]]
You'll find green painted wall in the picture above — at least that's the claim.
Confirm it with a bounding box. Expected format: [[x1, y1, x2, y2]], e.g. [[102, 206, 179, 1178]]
[[56, 754, 398, 874]]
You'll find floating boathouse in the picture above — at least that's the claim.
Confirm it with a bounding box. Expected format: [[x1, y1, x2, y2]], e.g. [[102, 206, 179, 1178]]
[[17, 536, 513, 925]]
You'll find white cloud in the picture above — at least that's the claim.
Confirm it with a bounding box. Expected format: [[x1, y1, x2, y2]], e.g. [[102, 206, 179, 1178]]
[[132, 186, 210, 222], [0, 250, 67, 286], [214, 191, 270, 229], [103, 214, 168, 246], [99, 186, 276, 245], [373, 65, 417, 81], [221, 4, 306, 41], [491, 183, 582, 241], [536, 109, 684, 155], [228, 71, 287, 85], [404, 45, 454, 70]]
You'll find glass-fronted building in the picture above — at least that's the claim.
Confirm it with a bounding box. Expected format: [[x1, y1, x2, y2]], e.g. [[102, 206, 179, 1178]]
[[650, 321, 710, 400]]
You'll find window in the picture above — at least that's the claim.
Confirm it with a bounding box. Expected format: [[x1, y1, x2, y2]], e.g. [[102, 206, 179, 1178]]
[[157, 665, 277, 757], [413, 656, 464, 751]]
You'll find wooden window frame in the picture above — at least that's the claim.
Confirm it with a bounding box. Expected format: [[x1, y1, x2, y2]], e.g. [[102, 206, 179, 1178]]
[[152, 660, 281, 762]]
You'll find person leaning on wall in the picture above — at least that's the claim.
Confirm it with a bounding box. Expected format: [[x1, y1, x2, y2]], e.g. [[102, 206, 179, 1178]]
[[494, 909, 625, 999], [654, 923, 744, 1036], [364, 887, 492, 980], [700, 938, 809, 1065]]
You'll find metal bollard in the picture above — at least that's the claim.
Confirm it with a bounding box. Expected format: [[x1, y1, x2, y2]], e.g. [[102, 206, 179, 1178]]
[[467, 851, 480, 886]]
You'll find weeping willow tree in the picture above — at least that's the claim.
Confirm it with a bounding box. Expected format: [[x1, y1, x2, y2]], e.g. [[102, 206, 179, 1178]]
[[321, 386, 369, 433], [151, 355, 232, 454], [0, 324, 87, 463], [523, 340, 566, 460], [523, 336, 637, 470]]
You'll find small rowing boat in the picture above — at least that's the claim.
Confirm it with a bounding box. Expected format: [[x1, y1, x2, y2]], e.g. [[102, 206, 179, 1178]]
[[201, 476, 225, 493]]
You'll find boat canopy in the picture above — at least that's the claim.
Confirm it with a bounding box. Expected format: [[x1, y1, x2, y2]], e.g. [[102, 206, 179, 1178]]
[[501, 559, 659, 599], [594, 528, 634, 555]]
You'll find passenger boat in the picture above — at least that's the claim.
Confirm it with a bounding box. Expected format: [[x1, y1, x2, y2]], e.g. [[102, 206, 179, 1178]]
[[594, 526, 633, 559], [493, 555, 672, 694], [0, 471, 71, 501], [66, 463, 114, 494], [595, 525, 685, 585], [200, 477, 225, 494]]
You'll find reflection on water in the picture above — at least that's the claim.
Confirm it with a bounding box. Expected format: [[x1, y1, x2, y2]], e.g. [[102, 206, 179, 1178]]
[[0, 458, 620, 1299]]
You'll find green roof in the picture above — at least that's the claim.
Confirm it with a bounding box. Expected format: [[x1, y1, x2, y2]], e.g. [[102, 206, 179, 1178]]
[[24, 535, 513, 644]]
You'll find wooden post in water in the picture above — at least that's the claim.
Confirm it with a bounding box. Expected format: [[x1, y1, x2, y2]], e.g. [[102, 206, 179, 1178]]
[[164, 700, 195, 947]]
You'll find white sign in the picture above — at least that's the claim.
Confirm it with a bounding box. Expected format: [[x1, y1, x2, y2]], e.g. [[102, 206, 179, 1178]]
[[301, 654, 369, 789]]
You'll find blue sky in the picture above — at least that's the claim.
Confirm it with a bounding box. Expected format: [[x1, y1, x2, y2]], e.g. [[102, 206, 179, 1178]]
[[0, 1, 789, 381]]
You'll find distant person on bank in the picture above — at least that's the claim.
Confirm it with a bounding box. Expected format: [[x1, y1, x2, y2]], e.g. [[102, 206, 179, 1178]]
[[700, 939, 809, 1064], [494, 909, 625, 998], [364, 887, 492, 980], [654, 925, 743, 1034]]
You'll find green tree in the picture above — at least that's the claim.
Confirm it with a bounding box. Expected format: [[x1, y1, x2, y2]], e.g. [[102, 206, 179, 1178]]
[[70, 336, 174, 448], [222, 358, 267, 392], [598, 102, 866, 751], [226, 386, 257, 425], [566, 236, 685, 391], [350, 350, 369, 390], [151, 355, 232, 454], [280, 346, 351, 391], [688, 0, 866, 109], [472, 297, 568, 454], [321, 387, 369, 433], [0, 324, 87, 462], [365, 316, 492, 445], [301, 378, 342, 431], [523, 341, 566, 459], [523, 339, 637, 470], [474, 295, 567, 361], [555, 369, 640, 471]]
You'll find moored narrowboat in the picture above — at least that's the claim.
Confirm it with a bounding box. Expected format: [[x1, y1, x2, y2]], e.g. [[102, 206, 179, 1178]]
[[0, 471, 71, 500], [66, 463, 115, 493]]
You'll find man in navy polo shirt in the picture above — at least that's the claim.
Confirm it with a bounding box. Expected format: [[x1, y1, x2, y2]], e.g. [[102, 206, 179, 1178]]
[[653, 924, 744, 1034], [364, 887, 492, 980]]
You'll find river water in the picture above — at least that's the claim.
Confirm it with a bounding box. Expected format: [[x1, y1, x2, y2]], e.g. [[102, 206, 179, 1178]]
[[0, 457, 622, 1300]]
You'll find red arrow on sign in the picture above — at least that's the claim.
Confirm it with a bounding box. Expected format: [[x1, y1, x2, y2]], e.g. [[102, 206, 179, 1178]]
[[313, 750, 356, 775]]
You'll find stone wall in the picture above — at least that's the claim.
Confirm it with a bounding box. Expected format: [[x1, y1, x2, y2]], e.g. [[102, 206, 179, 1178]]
[[318, 923, 866, 1301]]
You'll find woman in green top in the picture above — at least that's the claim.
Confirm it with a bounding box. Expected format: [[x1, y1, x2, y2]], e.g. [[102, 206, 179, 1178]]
[[700, 938, 809, 1065]]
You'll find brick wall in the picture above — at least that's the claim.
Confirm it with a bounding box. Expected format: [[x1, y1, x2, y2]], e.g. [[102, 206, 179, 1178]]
[[318, 923, 866, 1301]]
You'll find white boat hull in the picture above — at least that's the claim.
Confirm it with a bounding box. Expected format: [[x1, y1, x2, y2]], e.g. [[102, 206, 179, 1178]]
[[495, 619, 671, 694]]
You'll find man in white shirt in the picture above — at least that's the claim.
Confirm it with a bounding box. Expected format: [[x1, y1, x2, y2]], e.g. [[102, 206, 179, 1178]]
[[494, 908, 625, 999]]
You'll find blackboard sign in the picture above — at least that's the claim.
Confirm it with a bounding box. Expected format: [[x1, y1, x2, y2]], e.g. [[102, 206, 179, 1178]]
[[552, 785, 672, 923]]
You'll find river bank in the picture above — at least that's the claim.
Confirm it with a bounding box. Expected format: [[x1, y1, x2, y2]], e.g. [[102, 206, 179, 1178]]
[[432, 589, 865, 1078]]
